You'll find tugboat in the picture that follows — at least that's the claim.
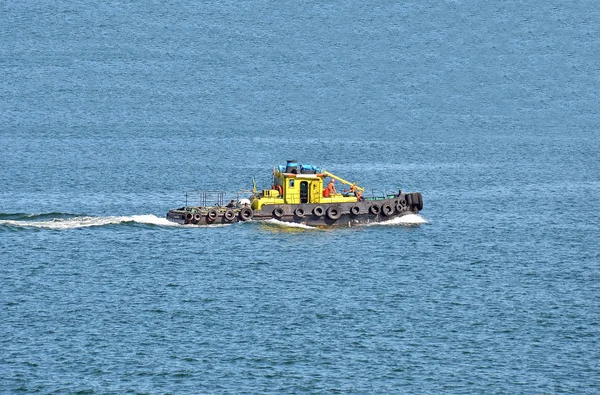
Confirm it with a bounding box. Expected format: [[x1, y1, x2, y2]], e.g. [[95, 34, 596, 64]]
[[166, 160, 423, 227]]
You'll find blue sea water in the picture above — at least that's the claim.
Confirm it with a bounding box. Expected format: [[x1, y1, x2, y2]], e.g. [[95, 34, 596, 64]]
[[1, 0, 600, 393]]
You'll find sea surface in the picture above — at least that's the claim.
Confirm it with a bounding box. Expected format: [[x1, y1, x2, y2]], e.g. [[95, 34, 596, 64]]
[[1, 1, 600, 393]]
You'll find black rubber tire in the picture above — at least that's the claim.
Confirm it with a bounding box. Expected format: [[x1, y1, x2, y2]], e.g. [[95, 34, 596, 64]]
[[382, 203, 393, 216], [294, 207, 305, 218], [326, 206, 341, 220], [239, 207, 253, 221], [369, 204, 380, 215], [224, 210, 235, 221], [273, 207, 284, 218], [350, 205, 360, 215], [313, 206, 324, 217], [194, 213, 202, 221], [416, 192, 423, 211], [207, 209, 218, 221], [396, 203, 405, 213], [185, 212, 194, 221], [405, 194, 413, 206]]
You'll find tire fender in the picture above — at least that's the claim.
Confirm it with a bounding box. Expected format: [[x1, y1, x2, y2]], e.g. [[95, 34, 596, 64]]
[[239, 207, 253, 221], [207, 209, 218, 221], [381, 203, 393, 216], [224, 210, 236, 221], [326, 206, 341, 220], [273, 207, 284, 218], [294, 207, 305, 218]]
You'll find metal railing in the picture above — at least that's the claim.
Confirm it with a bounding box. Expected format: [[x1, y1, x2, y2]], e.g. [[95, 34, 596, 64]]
[[364, 189, 402, 200], [184, 191, 225, 208], [183, 190, 254, 208]]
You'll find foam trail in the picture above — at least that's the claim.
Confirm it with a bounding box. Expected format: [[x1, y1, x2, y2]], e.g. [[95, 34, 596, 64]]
[[369, 214, 428, 226], [261, 218, 320, 230], [0, 214, 179, 230], [0, 214, 428, 230], [260, 216, 427, 230], [125, 215, 177, 227]]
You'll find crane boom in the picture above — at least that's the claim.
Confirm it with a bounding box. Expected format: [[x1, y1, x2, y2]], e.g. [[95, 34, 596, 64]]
[[323, 171, 365, 192]]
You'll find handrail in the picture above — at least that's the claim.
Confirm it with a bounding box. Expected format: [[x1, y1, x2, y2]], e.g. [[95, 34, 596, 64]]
[[182, 190, 252, 208]]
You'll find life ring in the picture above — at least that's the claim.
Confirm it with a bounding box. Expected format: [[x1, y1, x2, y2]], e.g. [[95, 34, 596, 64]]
[[185, 212, 194, 221], [207, 209, 218, 221], [194, 213, 202, 221], [313, 206, 324, 217], [350, 205, 360, 215], [382, 203, 393, 216], [273, 207, 284, 218], [224, 210, 236, 221], [326, 206, 341, 220], [369, 204, 380, 215], [239, 207, 253, 221], [294, 207, 305, 218]]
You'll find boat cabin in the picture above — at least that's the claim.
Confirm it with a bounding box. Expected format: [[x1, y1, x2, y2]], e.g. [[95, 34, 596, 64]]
[[251, 161, 361, 211]]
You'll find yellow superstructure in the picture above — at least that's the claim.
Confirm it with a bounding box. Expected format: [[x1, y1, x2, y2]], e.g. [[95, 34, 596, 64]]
[[251, 168, 361, 211]]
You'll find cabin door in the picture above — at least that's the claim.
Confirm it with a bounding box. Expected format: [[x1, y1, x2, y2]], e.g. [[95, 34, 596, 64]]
[[300, 181, 309, 203]]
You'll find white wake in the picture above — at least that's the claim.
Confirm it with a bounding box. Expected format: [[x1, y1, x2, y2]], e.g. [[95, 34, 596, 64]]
[[370, 213, 428, 226], [0, 214, 178, 230], [261, 218, 321, 230], [261, 215, 427, 230], [1, 214, 428, 230]]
